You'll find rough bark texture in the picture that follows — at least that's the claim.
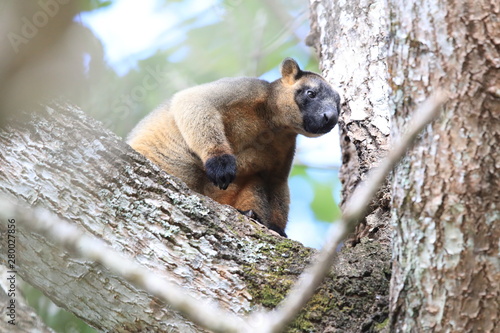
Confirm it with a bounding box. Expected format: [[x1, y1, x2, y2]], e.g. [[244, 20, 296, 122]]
[[388, 0, 500, 332], [308, 0, 392, 246], [307, 0, 394, 331], [0, 103, 391, 332]]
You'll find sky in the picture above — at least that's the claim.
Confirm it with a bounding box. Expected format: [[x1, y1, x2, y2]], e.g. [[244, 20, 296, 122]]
[[80, 0, 342, 249], [80, 0, 218, 75]]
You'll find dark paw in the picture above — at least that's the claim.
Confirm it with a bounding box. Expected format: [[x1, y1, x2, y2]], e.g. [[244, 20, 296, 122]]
[[205, 154, 237, 190]]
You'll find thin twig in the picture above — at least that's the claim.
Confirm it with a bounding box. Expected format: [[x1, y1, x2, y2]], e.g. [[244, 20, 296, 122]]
[[0, 201, 247, 333], [251, 91, 448, 333]]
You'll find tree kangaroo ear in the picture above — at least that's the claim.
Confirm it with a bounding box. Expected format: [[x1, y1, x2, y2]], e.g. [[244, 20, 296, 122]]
[[280, 58, 301, 85]]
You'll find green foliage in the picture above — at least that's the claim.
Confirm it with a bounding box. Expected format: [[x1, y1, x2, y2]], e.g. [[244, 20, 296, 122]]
[[310, 180, 340, 222], [21, 283, 97, 333], [290, 165, 342, 223], [80, 0, 113, 12], [290, 165, 308, 178]]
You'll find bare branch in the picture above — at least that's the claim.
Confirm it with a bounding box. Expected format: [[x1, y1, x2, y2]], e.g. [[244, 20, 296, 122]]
[[253, 90, 449, 333]]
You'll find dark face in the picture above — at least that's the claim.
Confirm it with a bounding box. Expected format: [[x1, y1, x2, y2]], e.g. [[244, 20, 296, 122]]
[[294, 75, 340, 137]]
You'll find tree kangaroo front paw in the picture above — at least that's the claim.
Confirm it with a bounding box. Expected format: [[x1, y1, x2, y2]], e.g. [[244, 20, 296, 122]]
[[205, 154, 237, 190]]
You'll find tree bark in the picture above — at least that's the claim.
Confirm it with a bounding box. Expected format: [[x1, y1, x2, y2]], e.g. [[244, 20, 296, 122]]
[[307, 0, 393, 329], [308, 0, 392, 246], [388, 0, 500, 332], [309, 0, 499, 332], [0, 103, 390, 332]]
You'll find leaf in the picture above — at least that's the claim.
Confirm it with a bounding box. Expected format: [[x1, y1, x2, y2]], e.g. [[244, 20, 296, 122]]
[[290, 165, 308, 178], [80, 0, 113, 12], [310, 180, 341, 222]]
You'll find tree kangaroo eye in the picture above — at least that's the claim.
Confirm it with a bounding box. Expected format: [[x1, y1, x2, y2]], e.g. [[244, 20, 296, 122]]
[[306, 90, 317, 98]]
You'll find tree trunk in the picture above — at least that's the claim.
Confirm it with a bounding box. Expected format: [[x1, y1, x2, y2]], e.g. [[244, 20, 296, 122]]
[[307, 0, 394, 330], [310, 0, 499, 332], [308, 0, 392, 246], [388, 0, 500, 332], [0, 103, 390, 332]]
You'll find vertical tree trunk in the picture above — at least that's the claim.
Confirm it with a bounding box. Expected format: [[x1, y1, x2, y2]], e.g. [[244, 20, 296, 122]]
[[388, 0, 500, 331], [307, 0, 394, 330], [308, 0, 392, 245], [309, 0, 498, 331]]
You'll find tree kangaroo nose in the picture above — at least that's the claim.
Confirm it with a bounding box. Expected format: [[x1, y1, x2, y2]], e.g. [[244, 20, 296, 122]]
[[322, 110, 336, 123]]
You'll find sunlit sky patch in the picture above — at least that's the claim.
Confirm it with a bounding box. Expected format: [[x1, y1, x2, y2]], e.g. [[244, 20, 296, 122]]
[[80, 0, 219, 75]]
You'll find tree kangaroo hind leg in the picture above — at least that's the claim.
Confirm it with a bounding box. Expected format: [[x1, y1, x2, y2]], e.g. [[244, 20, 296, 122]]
[[233, 177, 271, 226], [233, 177, 288, 237]]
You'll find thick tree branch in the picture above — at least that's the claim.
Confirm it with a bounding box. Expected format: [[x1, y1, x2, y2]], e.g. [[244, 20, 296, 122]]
[[0, 102, 272, 332], [0, 102, 392, 332], [0, 200, 246, 333]]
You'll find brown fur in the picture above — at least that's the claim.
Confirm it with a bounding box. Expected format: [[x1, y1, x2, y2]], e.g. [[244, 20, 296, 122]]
[[127, 58, 339, 236]]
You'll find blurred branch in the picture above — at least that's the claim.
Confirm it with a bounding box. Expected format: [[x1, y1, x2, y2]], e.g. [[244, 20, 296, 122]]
[[0, 1, 102, 122], [253, 91, 448, 333], [0, 266, 55, 333], [249, 0, 311, 66], [259, 0, 309, 47], [261, 10, 309, 56]]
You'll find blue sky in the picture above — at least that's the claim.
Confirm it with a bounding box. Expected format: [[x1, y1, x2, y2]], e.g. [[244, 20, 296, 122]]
[[80, 0, 218, 75]]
